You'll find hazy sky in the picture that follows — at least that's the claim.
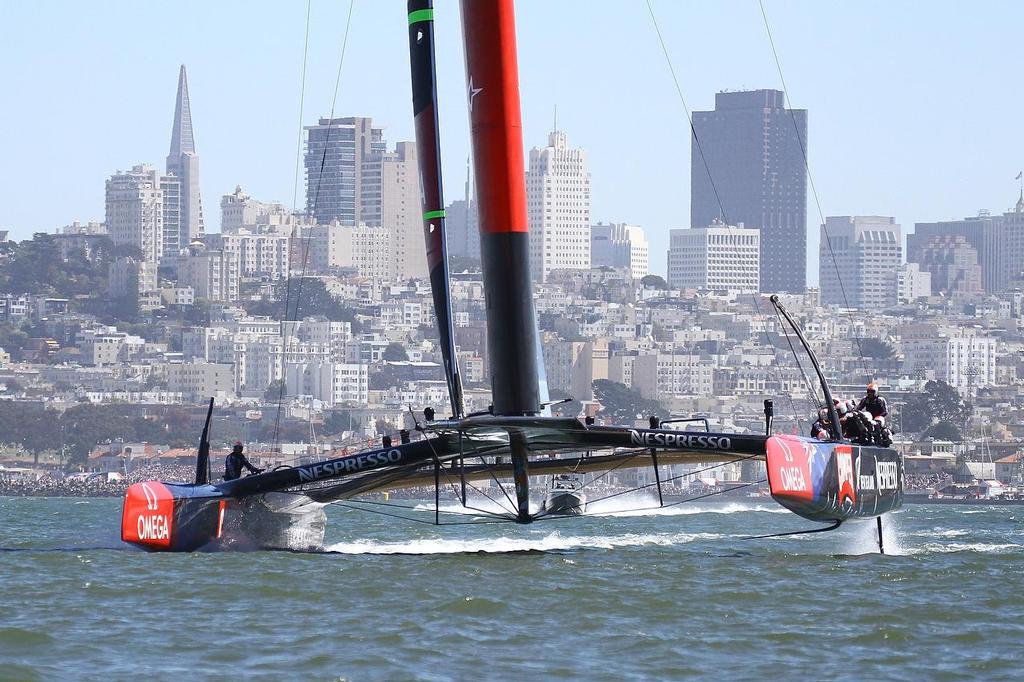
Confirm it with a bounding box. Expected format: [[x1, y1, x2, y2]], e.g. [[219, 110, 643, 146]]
[[2, 1, 1023, 281]]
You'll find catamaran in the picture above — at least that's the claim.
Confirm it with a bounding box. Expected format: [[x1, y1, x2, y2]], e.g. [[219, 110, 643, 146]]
[[121, 0, 903, 553]]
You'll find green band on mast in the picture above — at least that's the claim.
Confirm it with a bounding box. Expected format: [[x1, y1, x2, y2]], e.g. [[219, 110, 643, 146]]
[[408, 9, 434, 25], [423, 209, 445, 221]]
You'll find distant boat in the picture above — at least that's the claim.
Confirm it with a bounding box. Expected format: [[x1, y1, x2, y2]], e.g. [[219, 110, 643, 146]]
[[541, 473, 586, 516]]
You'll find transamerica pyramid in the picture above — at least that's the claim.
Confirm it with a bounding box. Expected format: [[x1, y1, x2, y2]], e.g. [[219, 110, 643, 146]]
[[166, 65, 204, 251]]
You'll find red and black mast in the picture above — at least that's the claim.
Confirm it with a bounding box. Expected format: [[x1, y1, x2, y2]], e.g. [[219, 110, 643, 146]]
[[460, 0, 540, 520], [408, 0, 465, 418]]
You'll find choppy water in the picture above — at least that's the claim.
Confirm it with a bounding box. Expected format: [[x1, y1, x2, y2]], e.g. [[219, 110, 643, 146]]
[[2, 496, 1024, 680]]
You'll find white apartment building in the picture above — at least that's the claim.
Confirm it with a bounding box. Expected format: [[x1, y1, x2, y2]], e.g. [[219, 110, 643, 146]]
[[108, 257, 158, 298], [167, 362, 234, 401], [820, 216, 902, 309], [897, 262, 932, 304], [590, 222, 649, 279], [213, 231, 291, 280], [631, 352, 714, 401], [667, 224, 760, 292], [285, 362, 369, 406], [903, 332, 998, 395], [105, 164, 176, 263], [527, 131, 591, 281], [177, 245, 239, 302], [360, 141, 428, 281]]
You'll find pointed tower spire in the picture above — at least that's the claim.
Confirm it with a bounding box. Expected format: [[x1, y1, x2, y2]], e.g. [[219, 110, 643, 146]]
[[168, 65, 196, 158]]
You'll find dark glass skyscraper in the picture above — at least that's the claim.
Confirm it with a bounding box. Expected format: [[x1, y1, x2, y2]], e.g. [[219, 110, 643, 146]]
[[690, 90, 807, 293]]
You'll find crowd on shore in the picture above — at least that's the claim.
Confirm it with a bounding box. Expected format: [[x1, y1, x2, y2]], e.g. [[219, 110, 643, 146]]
[[0, 463, 195, 497]]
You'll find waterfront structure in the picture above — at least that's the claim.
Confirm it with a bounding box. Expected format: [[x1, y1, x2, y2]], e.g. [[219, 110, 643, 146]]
[[526, 131, 591, 281], [690, 90, 807, 293], [304, 117, 385, 225], [667, 223, 760, 292], [819, 216, 902, 310], [590, 223, 649, 279], [165, 65, 205, 252], [105, 164, 177, 263]]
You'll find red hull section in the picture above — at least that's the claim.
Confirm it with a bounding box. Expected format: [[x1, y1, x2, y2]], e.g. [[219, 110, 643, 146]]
[[766, 435, 902, 522], [121, 481, 224, 551]]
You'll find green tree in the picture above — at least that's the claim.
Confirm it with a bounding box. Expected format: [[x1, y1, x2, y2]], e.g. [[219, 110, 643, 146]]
[[383, 342, 409, 361], [899, 380, 970, 436], [640, 274, 668, 290], [263, 380, 287, 404], [593, 379, 668, 424], [859, 337, 895, 359]]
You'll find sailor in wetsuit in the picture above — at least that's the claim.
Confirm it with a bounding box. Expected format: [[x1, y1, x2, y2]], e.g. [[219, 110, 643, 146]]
[[224, 441, 263, 481]]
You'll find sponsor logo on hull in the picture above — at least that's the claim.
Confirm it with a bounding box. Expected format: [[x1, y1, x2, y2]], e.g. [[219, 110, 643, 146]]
[[836, 445, 857, 507], [121, 481, 174, 548], [766, 435, 815, 501], [296, 449, 404, 483], [628, 430, 732, 450]]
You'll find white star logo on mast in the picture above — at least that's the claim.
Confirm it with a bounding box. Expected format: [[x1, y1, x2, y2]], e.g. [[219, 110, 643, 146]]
[[468, 76, 483, 112]]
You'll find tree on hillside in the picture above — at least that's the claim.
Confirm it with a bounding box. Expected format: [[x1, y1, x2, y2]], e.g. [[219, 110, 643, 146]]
[[640, 274, 668, 290], [263, 380, 287, 404], [859, 337, 895, 359], [383, 342, 409, 362], [593, 379, 668, 424], [899, 380, 970, 437]]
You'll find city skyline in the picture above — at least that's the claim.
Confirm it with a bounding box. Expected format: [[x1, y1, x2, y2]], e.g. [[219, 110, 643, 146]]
[[3, 2, 1024, 283]]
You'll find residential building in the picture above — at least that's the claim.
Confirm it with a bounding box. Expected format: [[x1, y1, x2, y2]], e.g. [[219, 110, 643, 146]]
[[285, 362, 369, 406], [667, 223, 760, 292], [446, 162, 480, 261], [177, 243, 239, 302], [903, 331, 997, 395], [819, 216, 902, 309], [590, 223, 649, 279], [105, 165, 176, 263], [896, 263, 932, 304], [361, 141, 427, 280], [167, 362, 234, 401], [691, 90, 807, 292], [108, 257, 158, 298], [304, 116, 385, 225], [526, 130, 591, 281], [213, 231, 292, 281]]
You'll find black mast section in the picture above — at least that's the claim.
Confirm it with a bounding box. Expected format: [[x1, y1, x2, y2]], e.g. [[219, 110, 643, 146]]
[[408, 0, 465, 418]]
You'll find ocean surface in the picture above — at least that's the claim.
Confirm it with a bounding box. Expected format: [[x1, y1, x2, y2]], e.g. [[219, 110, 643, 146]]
[[2, 495, 1023, 680]]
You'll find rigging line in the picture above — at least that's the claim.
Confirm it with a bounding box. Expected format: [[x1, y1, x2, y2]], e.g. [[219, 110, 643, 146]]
[[338, 497, 513, 521], [272, 0, 357, 452], [530, 479, 766, 523], [332, 500, 514, 527], [757, 0, 868, 373], [417, 424, 517, 515], [645, 0, 801, 431], [540, 453, 764, 516], [291, 0, 312, 212]]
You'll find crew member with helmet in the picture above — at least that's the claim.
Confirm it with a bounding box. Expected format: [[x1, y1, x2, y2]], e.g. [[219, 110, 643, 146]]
[[224, 441, 263, 481], [857, 383, 888, 422]]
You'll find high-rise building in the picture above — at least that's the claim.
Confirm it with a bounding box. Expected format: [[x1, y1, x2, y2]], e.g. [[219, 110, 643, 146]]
[[445, 160, 481, 262], [361, 141, 427, 280], [304, 117, 385, 225], [691, 90, 807, 293], [105, 164, 178, 263], [819, 216, 902, 310], [177, 242, 239, 303], [667, 223, 760, 292], [915, 235, 983, 295], [165, 65, 204, 252], [590, 222, 649, 279], [220, 186, 296, 234], [526, 131, 591, 281]]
